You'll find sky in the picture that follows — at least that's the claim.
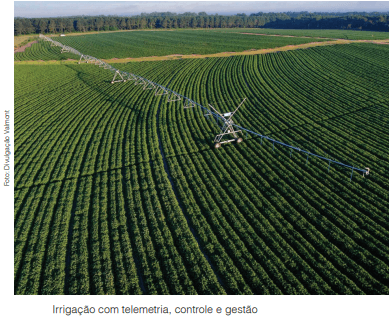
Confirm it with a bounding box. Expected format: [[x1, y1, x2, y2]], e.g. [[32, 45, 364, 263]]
[[14, 1, 389, 18]]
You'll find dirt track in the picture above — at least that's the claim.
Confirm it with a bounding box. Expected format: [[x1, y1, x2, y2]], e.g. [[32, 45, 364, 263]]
[[102, 39, 351, 63], [14, 40, 38, 53], [101, 39, 389, 63], [14, 38, 389, 65]]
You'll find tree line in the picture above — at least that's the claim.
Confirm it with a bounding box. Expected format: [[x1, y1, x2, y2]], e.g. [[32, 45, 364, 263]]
[[14, 11, 389, 36]]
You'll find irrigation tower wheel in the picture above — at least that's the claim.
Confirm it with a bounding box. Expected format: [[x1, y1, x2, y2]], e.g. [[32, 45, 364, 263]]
[[236, 137, 243, 144], [214, 142, 221, 149]]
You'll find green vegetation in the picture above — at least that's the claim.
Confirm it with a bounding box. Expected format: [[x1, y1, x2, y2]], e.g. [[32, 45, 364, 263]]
[[14, 42, 389, 294], [217, 28, 389, 40], [14, 11, 389, 36], [14, 41, 79, 61], [14, 62, 225, 295], [53, 30, 327, 58], [14, 35, 38, 49], [14, 30, 327, 61]]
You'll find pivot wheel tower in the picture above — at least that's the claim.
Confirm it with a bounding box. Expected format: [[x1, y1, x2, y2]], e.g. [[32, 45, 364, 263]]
[[209, 98, 246, 148]]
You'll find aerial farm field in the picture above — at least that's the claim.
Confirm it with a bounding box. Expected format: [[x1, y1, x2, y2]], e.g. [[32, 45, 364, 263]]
[[14, 29, 329, 61], [14, 29, 389, 295], [213, 28, 389, 39]]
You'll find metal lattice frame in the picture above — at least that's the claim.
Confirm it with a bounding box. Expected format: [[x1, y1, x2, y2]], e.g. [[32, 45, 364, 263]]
[[143, 80, 156, 90], [134, 77, 147, 86], [167, 92, 182, 102], [208, 98, 246, 148], [155, 87, 169, 96], [183, 98, 195, 109], [40, 34, 371, 180], [127, 74, 138, 82]]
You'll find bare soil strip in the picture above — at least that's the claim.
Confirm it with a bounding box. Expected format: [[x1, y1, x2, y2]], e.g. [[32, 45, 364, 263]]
[[102, 39, 389, 63], [100, 40, 348, 63], [14, 39, 389, 65], [14, 40, 38, 53]]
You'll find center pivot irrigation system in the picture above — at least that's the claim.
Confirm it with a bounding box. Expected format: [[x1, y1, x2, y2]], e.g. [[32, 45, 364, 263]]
[[39, 34, 370, 180]]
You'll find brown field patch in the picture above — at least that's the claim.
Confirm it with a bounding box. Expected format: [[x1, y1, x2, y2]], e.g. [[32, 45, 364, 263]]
[[14, 40, 38, 53]]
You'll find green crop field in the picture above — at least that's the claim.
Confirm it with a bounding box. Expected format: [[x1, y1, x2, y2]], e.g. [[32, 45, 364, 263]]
[[15, 30, 329, 61], [214, 28, 389, 40], [14, 41, 80, 61], [14, 36, 389, 295]]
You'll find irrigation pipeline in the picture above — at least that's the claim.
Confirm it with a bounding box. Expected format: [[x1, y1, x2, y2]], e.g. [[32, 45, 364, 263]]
[[39, 34, 370, 179]]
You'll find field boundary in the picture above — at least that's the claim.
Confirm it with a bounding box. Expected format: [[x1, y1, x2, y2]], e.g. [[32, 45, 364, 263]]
[[101, 39, 389, 62], [14, 40, 38, 53], [15, 39, 389, 65]]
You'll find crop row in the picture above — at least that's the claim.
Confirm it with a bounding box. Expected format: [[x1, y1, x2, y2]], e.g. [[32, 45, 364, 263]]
[[213, 28, 389, 40], [17, 30, 328, 61], [14, 62, 224, 294], [156, 43, 389, 293], [15, 42, 389, 294], [14, 41, 78, 61]]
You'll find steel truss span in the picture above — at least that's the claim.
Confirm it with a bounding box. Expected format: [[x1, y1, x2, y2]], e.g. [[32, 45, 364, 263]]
[[38, 34, 370, 180]]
